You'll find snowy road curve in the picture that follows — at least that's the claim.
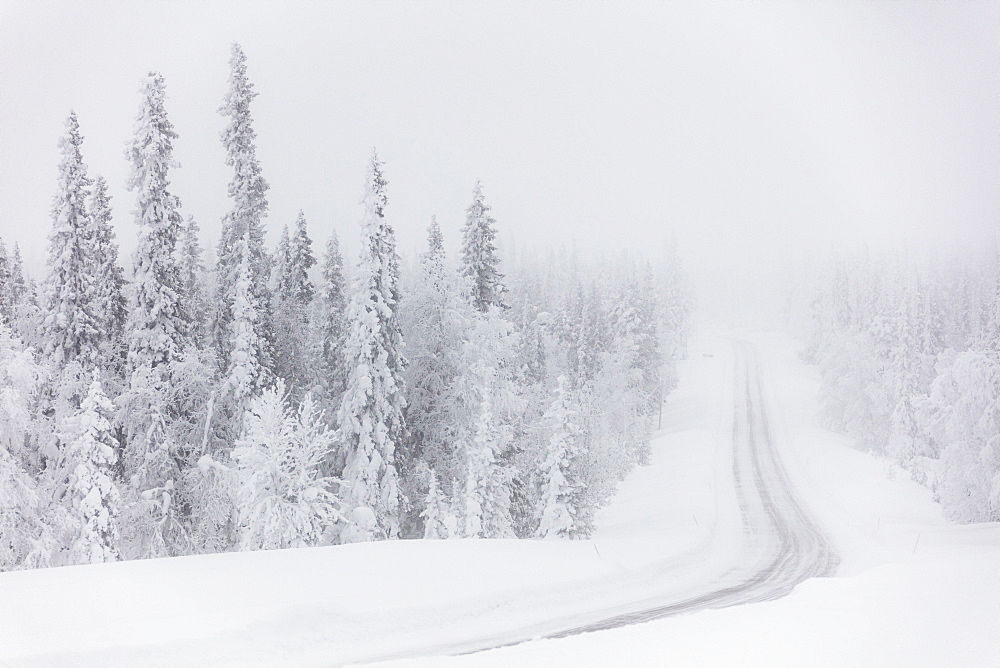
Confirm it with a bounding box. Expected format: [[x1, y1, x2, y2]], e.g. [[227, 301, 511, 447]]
[[359, 340, 838, 663]]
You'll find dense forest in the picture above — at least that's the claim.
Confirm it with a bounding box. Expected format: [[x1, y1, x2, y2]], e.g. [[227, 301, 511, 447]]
[[0, 45, 692, 570], [790, 247, 1000, 523]]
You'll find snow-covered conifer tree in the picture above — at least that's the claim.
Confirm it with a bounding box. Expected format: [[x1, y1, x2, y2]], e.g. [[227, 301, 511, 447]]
[[9, 243, 28, 307], [231, 383, 342, 550], [117, 73, 193, 559], [282, 210, 316, 304], [318, 230, 348, 406], [215, 43, 274, 380], [124, 72, 186, 372], [420, 467, 452, 539], [69, 372, 122, 564], [272, 224, 290, 294], [461, 181, 507, 312], [273, 211, 317, 396], [402, 218, 474, 494], [0, 239, 13, 325], [536, 376, 585, 538], [464, 393, 514, 538], [39, 111, 101, 367], [337, 150, 406, 540], [177, 215, 211, 347], [88, 175, 128, 371], [224, 235, 264, 406]]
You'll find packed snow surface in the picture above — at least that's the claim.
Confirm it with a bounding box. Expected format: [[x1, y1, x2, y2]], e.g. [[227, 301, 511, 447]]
[[1, 332, 997, 666]]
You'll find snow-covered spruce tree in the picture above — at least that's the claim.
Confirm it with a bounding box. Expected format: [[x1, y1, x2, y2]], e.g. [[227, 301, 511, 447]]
[[177, 215, 212, 348], [224, 234, 265, 409], [337, 150, 406, 540], [215, 43, 274, 382], [69, 372, 122, 564], [400, 217, 475, 533], [455, 306, 525, 538], [5, 243, 35, 343], [124, 72, 187, 373], [272, 224, 290, 295], [657, 234, 691, 391], [39, 111, 101, 368], [463, 392, 514, 539], [117, 72, 191, 559], [461, 181, 507, 312], [273, 210, 318, 397], [0, 239, 13, 325], [536, 375, 586, 539], [282, 210, 317, 305], [9, 243, 28, 306], [88, 175, 128, 374], [420, 466, 456, 539], [0, 324, 61, 570], [318, 230, 349, 409], [231, 382, 343, 550]]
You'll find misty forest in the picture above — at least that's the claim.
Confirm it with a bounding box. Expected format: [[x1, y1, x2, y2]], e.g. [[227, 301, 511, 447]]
[[0, 45, 693, 566], [0, 9, 998, 662]]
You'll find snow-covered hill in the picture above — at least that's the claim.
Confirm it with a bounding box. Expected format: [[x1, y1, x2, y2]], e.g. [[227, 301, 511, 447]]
[[2, 333, 997, 666]]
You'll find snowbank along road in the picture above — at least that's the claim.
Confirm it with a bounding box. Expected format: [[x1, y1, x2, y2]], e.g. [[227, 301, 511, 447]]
[[359, 339, 839, 662]]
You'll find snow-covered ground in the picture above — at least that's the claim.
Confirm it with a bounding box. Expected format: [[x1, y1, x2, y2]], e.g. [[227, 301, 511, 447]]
[[1, 332, 997, 666]]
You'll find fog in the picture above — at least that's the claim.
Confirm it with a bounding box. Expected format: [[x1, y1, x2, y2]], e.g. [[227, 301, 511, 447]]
[[2, 0, 997, 303]]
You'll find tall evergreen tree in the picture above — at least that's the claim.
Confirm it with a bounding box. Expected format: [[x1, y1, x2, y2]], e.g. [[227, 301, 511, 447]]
[[319, 230, 348, 406], [461, 181, 507, 312], [177, 216, 211, 347], [463, 392, 514, 538], [125, 73, 186, 373], [9, 243, 27, 308], [88, 175, 127, 371], [536, 376, 585, 538], [402, 217, 474, 507], [337, 150, 406, 540], [281, 210, 316, 304], [39, 111, 100, 367], [0, 239, 13, 325], [273, 211, 317, 395], [224, 234, 265, 406], [272, 224, 290, 295], [69, 372, 122, 564], [215, 43, 274, 380]]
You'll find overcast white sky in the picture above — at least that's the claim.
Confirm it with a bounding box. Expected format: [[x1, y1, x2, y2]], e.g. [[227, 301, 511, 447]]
[[1, 1, 997, 283]]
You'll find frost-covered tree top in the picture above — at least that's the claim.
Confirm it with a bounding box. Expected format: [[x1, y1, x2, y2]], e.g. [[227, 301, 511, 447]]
[[278, 210, 316, 305], [461, 180, 507, 312], [125, 72, 186, 372], [220, 43, 269, 228], [322, 230, 346, 316], [40, 111, 101, 367], [338, 150, 406, 539], [216, 43, 273, 380]]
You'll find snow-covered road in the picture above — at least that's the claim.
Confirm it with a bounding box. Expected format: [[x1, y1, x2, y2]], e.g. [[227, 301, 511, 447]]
[[357, 339, 839, 662]]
